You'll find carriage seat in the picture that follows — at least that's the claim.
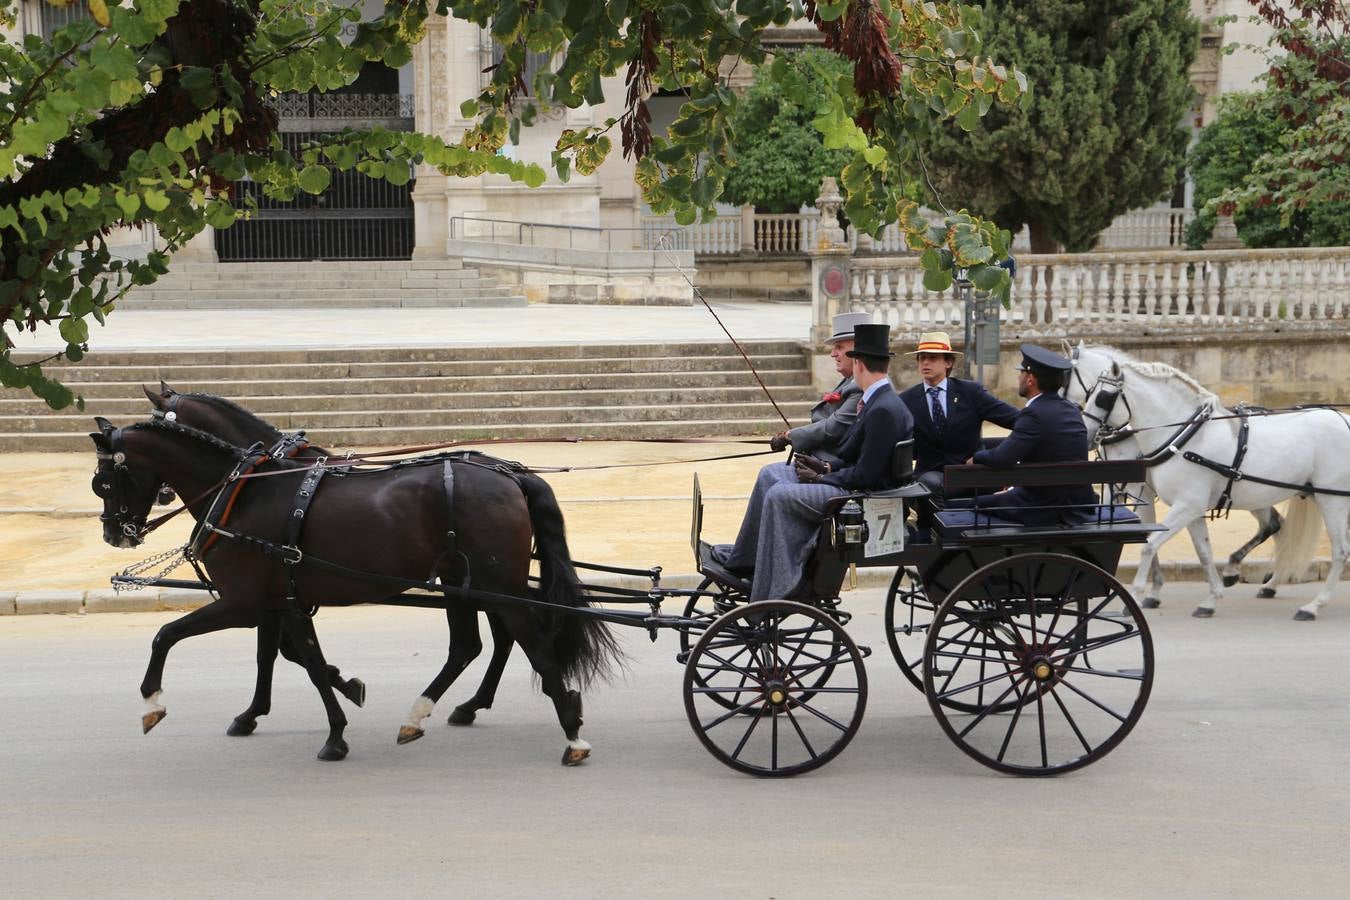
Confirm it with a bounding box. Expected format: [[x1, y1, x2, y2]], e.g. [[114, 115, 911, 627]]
[[933, 505, 1143, 542]]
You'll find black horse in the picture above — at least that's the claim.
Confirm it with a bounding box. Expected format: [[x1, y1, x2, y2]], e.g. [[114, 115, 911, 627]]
[[142, 384, 524, 738], [90, 415, 620, 763]]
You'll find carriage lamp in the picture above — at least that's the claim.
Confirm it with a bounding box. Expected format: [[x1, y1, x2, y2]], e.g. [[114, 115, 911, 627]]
[[836, 500, 869, 547]]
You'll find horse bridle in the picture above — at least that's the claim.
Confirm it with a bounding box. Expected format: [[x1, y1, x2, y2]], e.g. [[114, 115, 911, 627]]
[[1066, 346, 1132, 438], [93, 427, 156, 541]]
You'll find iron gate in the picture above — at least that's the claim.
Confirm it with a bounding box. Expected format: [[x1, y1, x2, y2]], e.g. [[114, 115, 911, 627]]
[[216, 94, 416, 262]]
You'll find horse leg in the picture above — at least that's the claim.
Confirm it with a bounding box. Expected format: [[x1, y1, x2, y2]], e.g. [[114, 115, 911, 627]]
[[448, 612, 515, 726], [227, 611, 283, 736], [397, 605, 483, 744], [1135, 488, 1165, 605], [278, 627, 366, 707], [1294, 502, 1350, 621], [278, 609, 349, 760], [1222, 507, 1282, 591], [501, 612, 589, 766], [139, 599, 257, 734], [1131, 505, 1200, 610], [1186, 519, 1227, 618]]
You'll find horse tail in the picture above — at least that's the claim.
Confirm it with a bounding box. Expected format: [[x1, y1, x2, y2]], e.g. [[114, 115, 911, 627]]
[[1270, 495, 1321, 586], [516, 472, 623, 686]]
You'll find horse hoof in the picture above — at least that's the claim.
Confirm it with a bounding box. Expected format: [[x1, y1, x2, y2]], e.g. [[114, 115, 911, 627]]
[[446, 706, 476, 726], [141, 709, 166, 734], [1293, 609, 1317, 621], [1221, 574, 1239, 588], [1140, 597, 1161, 609], [1192, 606, 1215, 619], [317, 740, 349, 761], [396, 725, 424, 745], [342, 678, 366, 708], [226, 717, 257, 737], [1257, 588, 1277, 599], [561, 744, 591, 767]]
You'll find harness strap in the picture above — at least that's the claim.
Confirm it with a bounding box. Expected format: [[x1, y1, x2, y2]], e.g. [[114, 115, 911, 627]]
[[1180, 452, 1350, 497], [1099, 404, 1213, 468], [1212, 409, 1251, 517], [281, 464, 327, 615]]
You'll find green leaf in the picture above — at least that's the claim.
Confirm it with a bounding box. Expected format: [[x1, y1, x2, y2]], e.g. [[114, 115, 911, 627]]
[[970, 263, 1006, 293], [862, 145, 887, 166], [115, 192, 141, 218], [955, 101, 981, 132], [922, 267, 954, 293], [142, 189, 171, 212], [297, 164, 332, 194], [59, 317, 89, 344]]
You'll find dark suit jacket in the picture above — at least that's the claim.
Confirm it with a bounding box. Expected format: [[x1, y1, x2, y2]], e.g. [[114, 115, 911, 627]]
[[820, 381, 914, 492], [970, 392, 1097, 525], [899, 378, 1019, 473]]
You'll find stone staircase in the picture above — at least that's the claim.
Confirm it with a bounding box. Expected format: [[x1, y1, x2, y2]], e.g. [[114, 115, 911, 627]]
[[0, 341, 817, 451], [114, 259, 526, 309]]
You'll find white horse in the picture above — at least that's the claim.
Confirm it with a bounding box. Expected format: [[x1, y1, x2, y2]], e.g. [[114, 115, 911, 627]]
[[1096, 430, 1284, 606], [1067, 344, 1349, 620]]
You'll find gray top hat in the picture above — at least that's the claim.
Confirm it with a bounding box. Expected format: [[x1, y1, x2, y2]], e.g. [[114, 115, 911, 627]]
[[828, 311, 872, 343]]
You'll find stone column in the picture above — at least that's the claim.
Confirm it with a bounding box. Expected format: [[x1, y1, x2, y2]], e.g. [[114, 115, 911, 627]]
[[738, 204, 756, 255], [808, 177, 852, 389], [410, 15, 452, 259]]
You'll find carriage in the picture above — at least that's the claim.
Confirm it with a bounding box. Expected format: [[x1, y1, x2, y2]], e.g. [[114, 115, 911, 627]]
[[98, 395, 1163, 778]]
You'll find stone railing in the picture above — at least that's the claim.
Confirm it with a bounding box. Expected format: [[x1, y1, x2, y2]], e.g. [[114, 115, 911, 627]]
[[651, 204, 1193, 258], [813, 247, 1350, 339]]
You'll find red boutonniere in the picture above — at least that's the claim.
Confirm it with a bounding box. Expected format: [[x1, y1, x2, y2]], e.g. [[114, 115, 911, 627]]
[[822, 391, 842, 404]]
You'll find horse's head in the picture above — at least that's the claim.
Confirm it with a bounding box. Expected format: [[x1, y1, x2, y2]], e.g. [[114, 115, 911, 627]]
[[143, 384, 285, 451], [89, 417, 162, 549], [1065, 343, 1132, 446]]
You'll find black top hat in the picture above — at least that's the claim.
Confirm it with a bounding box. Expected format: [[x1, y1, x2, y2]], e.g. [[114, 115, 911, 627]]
[[846, 323, 895, 359], [1016, 343, 1073, 376]]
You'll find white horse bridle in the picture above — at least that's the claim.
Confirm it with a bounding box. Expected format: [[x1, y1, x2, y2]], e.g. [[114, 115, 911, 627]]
[[1066, 346, 1133, 439]]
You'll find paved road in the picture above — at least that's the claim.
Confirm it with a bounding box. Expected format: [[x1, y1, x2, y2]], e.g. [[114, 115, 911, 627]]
[[2, 583, 1348, 898]]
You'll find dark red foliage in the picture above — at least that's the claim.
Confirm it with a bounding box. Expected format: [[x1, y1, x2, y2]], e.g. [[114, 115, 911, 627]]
[[620, 11, 661, 160], [803, 0, 900, 132]]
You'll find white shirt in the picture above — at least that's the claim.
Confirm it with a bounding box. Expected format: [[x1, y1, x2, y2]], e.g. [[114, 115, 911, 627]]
[[860, 379, 889, 408], [924, 378, 950, 419]]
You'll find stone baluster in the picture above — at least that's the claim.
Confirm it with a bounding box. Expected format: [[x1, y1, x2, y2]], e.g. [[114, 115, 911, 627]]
[[1175, 261, 1190, 322], [1202, 260, 1219, 323], [1142, 262, 1158, 317], [1060, 265, 1079, 324], [1333, 258, 1347, 318], [1159, 262, 1174, 318], [1014, 263, 1031, 324]]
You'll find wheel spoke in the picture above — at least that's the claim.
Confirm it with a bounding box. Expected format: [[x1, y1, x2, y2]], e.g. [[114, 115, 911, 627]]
[[784, 706, 819, 761], [1056, 665, 1145, 681], [691, 647, 763, 686], [1049, 683, 1094, 755], [784, 694, 851, 733], [956, 677, 1026, 739], [1057, 676, 1129, 723], [1048, 626, 1142, 662], [996, 680, 1031, 762], [1036, 687, 1049, 769], [937, 666, 1022, 702], [701, 696, 765, 731], [729, 704, 769, 761]]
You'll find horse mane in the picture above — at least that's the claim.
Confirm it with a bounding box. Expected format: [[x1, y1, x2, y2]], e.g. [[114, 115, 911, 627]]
[[1084, 344, 1220, 405], [126, 416, 246, 458], [179, 392, 283, 441]]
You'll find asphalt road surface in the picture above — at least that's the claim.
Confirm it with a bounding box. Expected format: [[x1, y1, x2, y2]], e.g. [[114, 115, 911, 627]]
[[2, 582, 1348, 898]]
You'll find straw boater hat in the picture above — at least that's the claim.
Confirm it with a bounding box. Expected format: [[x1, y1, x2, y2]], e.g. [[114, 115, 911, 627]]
[[904, 331, 963, 358]]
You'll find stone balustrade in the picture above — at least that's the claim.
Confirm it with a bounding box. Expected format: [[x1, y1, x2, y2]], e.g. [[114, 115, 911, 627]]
[[840, 247, 1350, 333]]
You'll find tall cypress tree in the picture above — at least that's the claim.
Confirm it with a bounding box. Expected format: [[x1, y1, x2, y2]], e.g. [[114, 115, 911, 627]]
[[918, 0, 1198, 252]]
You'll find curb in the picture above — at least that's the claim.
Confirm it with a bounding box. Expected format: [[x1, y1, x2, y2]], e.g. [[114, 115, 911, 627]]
[[0, 557, 1339, 616]]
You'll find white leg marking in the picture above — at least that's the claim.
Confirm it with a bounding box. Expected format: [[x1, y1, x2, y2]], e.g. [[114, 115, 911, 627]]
[[404, 695, 435, 730], [144, 690, 165, 715], [568, 737, 592, 752]]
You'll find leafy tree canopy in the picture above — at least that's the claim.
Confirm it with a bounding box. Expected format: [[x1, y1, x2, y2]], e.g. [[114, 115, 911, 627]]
[[913, 0, 1198, 253], [1, 0, 1030, 407], [1210, 1, 1349, 236]]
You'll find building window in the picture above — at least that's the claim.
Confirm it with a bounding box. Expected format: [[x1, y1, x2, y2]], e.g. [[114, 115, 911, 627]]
[[36, 2, 90, 42]]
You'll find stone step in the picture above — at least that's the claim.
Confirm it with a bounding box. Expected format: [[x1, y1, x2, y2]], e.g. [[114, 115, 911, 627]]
[[1, 419, 790, 452], [34, 355, 807, 383], [11, 341, 803, 367], [162, 259, 468, 272], [0, 385, 820, 416], [1, 400, 815, 433], [26, 369, 812, 400], [116, 296, 526, 311], [126, 286, 514, 301], [144, 266, 481, 282]]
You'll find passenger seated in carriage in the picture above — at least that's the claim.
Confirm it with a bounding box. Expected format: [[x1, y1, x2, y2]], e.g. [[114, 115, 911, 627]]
[[766, 311, 872, 465], [896, 331, 1020, 504], [945, 344, 1098, 527], [711, 323, 914, 600]]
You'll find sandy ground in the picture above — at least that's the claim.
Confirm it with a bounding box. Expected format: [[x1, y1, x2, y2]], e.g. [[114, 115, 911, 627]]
[[0, 443, 1326, 593]]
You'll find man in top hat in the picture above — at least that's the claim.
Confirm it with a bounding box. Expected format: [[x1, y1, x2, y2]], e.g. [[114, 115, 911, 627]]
[[947, 343, 1096, 526], [897, 331, 1019, 500], [767, 311, 871, 467], [713, 323, 914, 601]]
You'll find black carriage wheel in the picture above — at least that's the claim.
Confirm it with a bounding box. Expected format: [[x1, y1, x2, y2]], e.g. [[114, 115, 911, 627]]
[[922, 553, 1153, 776], [680, 578, 841, 712], [884, 567, 933, 693], [684, 600, 868, 777], [885, 566, 1025, 716]]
